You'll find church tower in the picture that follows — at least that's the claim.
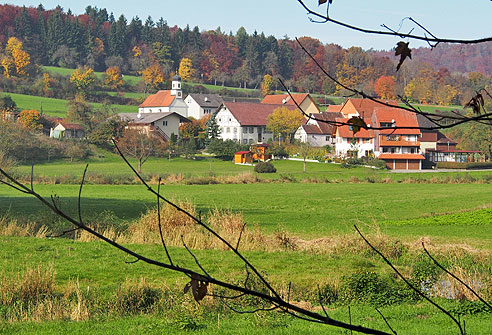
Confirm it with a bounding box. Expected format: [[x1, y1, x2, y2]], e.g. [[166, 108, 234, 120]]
[[171, 73, 182, 98]]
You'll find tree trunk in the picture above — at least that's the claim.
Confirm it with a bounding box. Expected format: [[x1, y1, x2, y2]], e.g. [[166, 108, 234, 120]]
[[138, 159, 142, 173], [303, 158, 306, 173]]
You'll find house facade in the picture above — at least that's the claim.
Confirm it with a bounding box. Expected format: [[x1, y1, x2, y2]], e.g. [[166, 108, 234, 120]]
[[261, 93, 320, 116], [372, 107, 425, 170], [138, 75, 188, 117], [185, 94, 223, 119], [50, 121, 85, 139], [215, 102, 297, 144], [119, 112, 190, 141], [294, 111, 342, 147], [335, 118, 375, 158]]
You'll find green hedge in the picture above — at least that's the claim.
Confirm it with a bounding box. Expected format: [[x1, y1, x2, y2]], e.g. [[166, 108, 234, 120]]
[[436, 161, 492, 169]]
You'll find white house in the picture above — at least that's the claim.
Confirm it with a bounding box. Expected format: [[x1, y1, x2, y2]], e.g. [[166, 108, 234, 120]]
[[185, 93, 223, 119], [119, 112, 190, 141], [294, 111, 342, 147], [215, 102, 297, 144], [335, 117, 375, 158], [137, 75, 188, 117], [50, 121, 85, 139]]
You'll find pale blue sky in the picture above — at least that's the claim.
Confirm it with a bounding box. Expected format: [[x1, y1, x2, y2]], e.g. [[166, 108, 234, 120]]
[[5, 0, 492, 50]]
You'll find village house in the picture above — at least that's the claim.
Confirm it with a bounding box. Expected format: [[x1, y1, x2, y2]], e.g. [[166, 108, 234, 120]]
[[215, 102, 297, 144], [137, 75, 188, 117], [372, 107, 425, 170], [50, 120, 85, 139], [185, 93, 223, 119], [335, 117, 375, 158], [294, 111, 342, 146], [119, 112, 190, 141], [261, 93, 320, 115]]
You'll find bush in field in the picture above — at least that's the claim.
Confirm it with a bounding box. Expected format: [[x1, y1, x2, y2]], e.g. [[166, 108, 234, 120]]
[[254, 161, 276, 173]]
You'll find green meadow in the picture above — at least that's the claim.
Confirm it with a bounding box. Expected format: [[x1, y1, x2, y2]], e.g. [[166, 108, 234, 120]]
[[0, 92, 137, 117]]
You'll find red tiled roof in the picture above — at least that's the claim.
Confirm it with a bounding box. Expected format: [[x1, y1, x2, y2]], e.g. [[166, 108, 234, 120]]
[[373, 107, 421, 135], [58, 121, 84, 130], [326, 105, 343, 113], [235, 151, 251, 155], [335, 118, 374, 138], [379, 154, 425, 160], [342, 98, 398, 118], [261, 93, 309, 106], [139, 90, 176, 108], [223, 102, 297, 126]]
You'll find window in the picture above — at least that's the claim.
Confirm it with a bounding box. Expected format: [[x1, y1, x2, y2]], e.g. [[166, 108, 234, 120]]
[[162, 121, 168, 126], [242, 127, 247, 134], [243, 139, 247, 144], [233, 127, 237, 133], [218, 118, 222, 122], [249, 127, 254, 133], [326, 136, 330, 141], [249, 138, 254, 144], [226, 127, 230, 133], [229, 118, 232, 122]]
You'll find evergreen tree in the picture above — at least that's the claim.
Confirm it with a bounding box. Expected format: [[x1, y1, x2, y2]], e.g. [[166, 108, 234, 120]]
[[205, 113, 220, 144]]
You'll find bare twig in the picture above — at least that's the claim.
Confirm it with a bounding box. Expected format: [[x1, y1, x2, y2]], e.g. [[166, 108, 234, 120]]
[[78, 164, 88, 224], [375, 308, 398, 335], [235, 222, 247, 251], [157, 178, 173, 266], [422, 242, 492, 312], [181, 235, 211, 279], [297, 0, 492, 45], [355, 225, 464, 335]]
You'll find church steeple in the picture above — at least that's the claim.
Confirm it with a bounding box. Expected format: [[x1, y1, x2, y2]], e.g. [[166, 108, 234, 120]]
[[171, 72, 182, 98]]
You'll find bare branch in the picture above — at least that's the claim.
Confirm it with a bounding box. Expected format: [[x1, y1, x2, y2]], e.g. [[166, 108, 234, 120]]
[[157, 178, 173, 266], [355, 225, 464, 335], [422, 242, 492, 312], [235, 222, 247, 251], [78, 164, 88, 224], [181, 235, 211, 279], [375, 308, 398, 335], [47, 227, 81, 239], [297, 0, 492, 45]]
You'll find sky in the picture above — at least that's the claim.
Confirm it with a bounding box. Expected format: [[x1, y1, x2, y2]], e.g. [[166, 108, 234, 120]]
[[4, 0, 492, 50]]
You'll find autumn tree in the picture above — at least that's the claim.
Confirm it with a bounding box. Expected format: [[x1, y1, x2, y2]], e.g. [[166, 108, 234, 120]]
[[141, 63, 165, 92], [374, 75, 396, 100], [18, 110, 42, 131], [104, 66, 125, 89], [266, 107, 304, 143], [261, 74, 274, 96], [0, 95, 18, 121], [116, 128, 164, 172], [178, 57, 195, 81], [1, 37, 31, 78], [70, 66, 96, 96]]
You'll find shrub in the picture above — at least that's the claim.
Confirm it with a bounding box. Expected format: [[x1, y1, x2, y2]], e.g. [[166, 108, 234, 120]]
[[436, 161, 492, 170], [254, 161, 276, 173], [366, 157, 387, 169]]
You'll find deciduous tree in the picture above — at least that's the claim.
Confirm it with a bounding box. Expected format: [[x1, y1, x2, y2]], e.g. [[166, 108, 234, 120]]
[[374, 75, 396, 100], [141, 63, 165, 91], [178, 57, 195, 81], [261, 74, 274, 96], [18, 109, 42, 131], [266, 107, 304, 143], [70, 66, 96, 96], [116, 128, 164, 172], [104, 66, 124, 89]]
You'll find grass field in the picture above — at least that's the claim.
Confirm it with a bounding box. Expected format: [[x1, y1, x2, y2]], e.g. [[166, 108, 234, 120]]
[[0, 92, 137, 117]]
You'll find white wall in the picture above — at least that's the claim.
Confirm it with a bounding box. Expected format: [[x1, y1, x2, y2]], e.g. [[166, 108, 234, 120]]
[[216, 108, 241, 141], [154, 114, 181, 138], [185, 96, 202, 119], [336, 137, 374, 158]]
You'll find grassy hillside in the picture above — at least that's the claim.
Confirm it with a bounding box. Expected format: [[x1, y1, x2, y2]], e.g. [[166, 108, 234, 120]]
[[1, 92, 137, 117]]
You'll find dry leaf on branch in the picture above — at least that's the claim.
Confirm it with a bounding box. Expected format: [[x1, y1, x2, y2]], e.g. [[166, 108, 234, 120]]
[[395, 41, 412, 71], [183, 274, 209, 303], [465, 93, 485, 115], [347, 116, 367, 134]]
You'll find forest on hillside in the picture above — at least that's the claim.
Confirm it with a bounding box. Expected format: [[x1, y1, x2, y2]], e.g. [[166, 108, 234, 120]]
[[0, 3, 491, 107]]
